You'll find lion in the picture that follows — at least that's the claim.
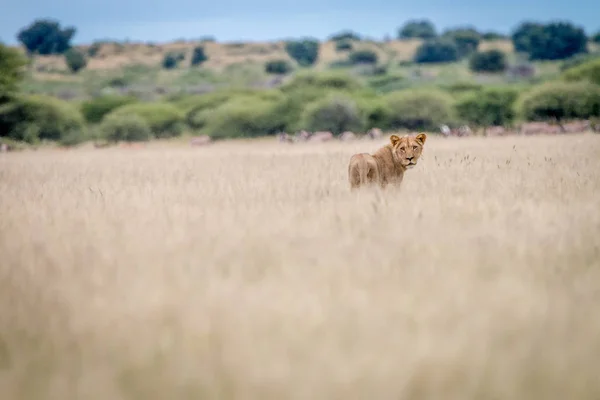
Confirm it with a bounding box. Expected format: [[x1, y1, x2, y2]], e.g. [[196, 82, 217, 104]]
[[347, 133, 427, 190]]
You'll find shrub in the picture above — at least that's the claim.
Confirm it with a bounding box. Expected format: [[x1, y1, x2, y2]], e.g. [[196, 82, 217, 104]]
[[414, 38, 459, 63], [107, 103, 185, 138], [335, 40, 353, 52], [593, 32, 600, 44], [17, 19, 75, 55], [0, 94, 85, 143], [190, 46, 208, 66], [64, 48, 87, 73], [162, 51, 185, 69], [455, 88, 519, 127], [511, 21, 588, 61], [329, 30, 362, 42], [265, 59, 292, 74], [301, 94, 366, 134], [354, 96, 391, 129], [469, 50, 508, 73], [562, 58, 600, 85], [0, 43, 27, 99], [284, 38, 320, 67], [201, 98, 287, 139], [443, 28, 480, 58], [367, 73, 405, 92], [87, 42, 102, 57], [398, 20, 437, 39], [99, 113, 151, 142], [280, 71, 363, 92], [518, 81, 600, 122], [348, 49, 378, 65], [80, 95, 138, 124], [384, 89, 454, 131], [441, 82, 484, 95]]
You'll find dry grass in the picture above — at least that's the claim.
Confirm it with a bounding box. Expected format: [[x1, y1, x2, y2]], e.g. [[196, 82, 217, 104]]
[[1, 133, 599, 399], [29, 39, 513, 72]]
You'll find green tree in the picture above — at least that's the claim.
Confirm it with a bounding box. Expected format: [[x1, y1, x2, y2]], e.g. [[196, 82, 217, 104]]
[[469, 50, 508, 73], [100, 113, 151, 143], [284, 38, 320, 67], [384, 89, 454, 131], [162, 51, 185, 69], [592, 31, 600, 43], [518, 81, 600, 123], [443, 28, 480, 58], [414, 38, 459, 63], [190, 46, 208, 66], [511, 21, 588, 60], [301, 95, 365, 134], [455, 88, 518, 128], [398, 20, 437, 39], [0, 43, 27, 100], [329, 30, 362, 42], [64, 48, 87, 73], [17, 19, 76, 55]]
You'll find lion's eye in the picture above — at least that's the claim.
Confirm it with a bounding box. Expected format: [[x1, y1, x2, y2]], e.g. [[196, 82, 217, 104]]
[[400, 147, 406, 151], [413, 146, 418, 150]]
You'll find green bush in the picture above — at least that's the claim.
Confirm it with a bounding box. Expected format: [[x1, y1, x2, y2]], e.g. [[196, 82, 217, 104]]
[[335, 40, 353, 52], [190, 46, 208, 66], [455, 88, 518, 127], [99, 113, 151, 142], [16, 19, 75, 55], [398, 20, 437, 40], [87, 41, 102, 57], [301, 94, 366, 134], [284, 38, 320, 66], [108, 102, 185, 138], [518, 81, 600, 122], [80, 95, 138, 123], [354, 95, 390, 129], [280, 71, 363, 92], [201, 98, 286, 139], [367, 73, 405, 92], [414, 38, 459, 63], [511, 21, 588, 61], [265, 59, 292, 74], [443, 28, 480, 58], [64, 48, 87, 73], [348, 49, 378, 65], [384, 89, 454, 130], [329, 30, 362, 42], [562, 58, 600, 85], [0, 94, 86, 143], [469, 49, 508, 73], [441, 81, 484, 96], [0, 44, 27, 100], [162, 51, 185, 69]]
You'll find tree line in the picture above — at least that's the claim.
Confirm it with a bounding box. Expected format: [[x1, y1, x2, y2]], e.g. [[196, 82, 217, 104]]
[[7, 18, 600, 74]]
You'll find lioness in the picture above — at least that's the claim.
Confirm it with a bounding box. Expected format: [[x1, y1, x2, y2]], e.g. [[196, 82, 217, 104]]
[[348, 133, 427, 190]]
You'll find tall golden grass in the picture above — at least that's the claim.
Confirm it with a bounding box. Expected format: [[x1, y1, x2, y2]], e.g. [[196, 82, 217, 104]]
[[1, 133, 599, 399]]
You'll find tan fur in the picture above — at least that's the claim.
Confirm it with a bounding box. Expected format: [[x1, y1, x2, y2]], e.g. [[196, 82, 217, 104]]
[[348, 133, 427, 190]]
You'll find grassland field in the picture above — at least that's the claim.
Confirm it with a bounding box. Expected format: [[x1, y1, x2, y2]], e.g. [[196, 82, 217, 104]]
[[1, 132, 599, 399]]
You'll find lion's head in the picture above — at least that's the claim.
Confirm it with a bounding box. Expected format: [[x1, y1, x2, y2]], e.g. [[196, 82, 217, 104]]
[[390, 133, 427, 169]]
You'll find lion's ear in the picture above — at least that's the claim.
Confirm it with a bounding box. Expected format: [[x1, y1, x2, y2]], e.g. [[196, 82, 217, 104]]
[[390, 135, 401, 146], [416, 133, 427, 145]]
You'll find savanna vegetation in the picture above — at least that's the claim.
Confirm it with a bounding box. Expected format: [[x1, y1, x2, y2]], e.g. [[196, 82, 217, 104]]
[[2, 16, 600, 400], [1, 18, 599, 148]]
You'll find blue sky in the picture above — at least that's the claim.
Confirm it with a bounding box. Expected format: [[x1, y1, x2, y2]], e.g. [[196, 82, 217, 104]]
[[1, 0, 598, 45]]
